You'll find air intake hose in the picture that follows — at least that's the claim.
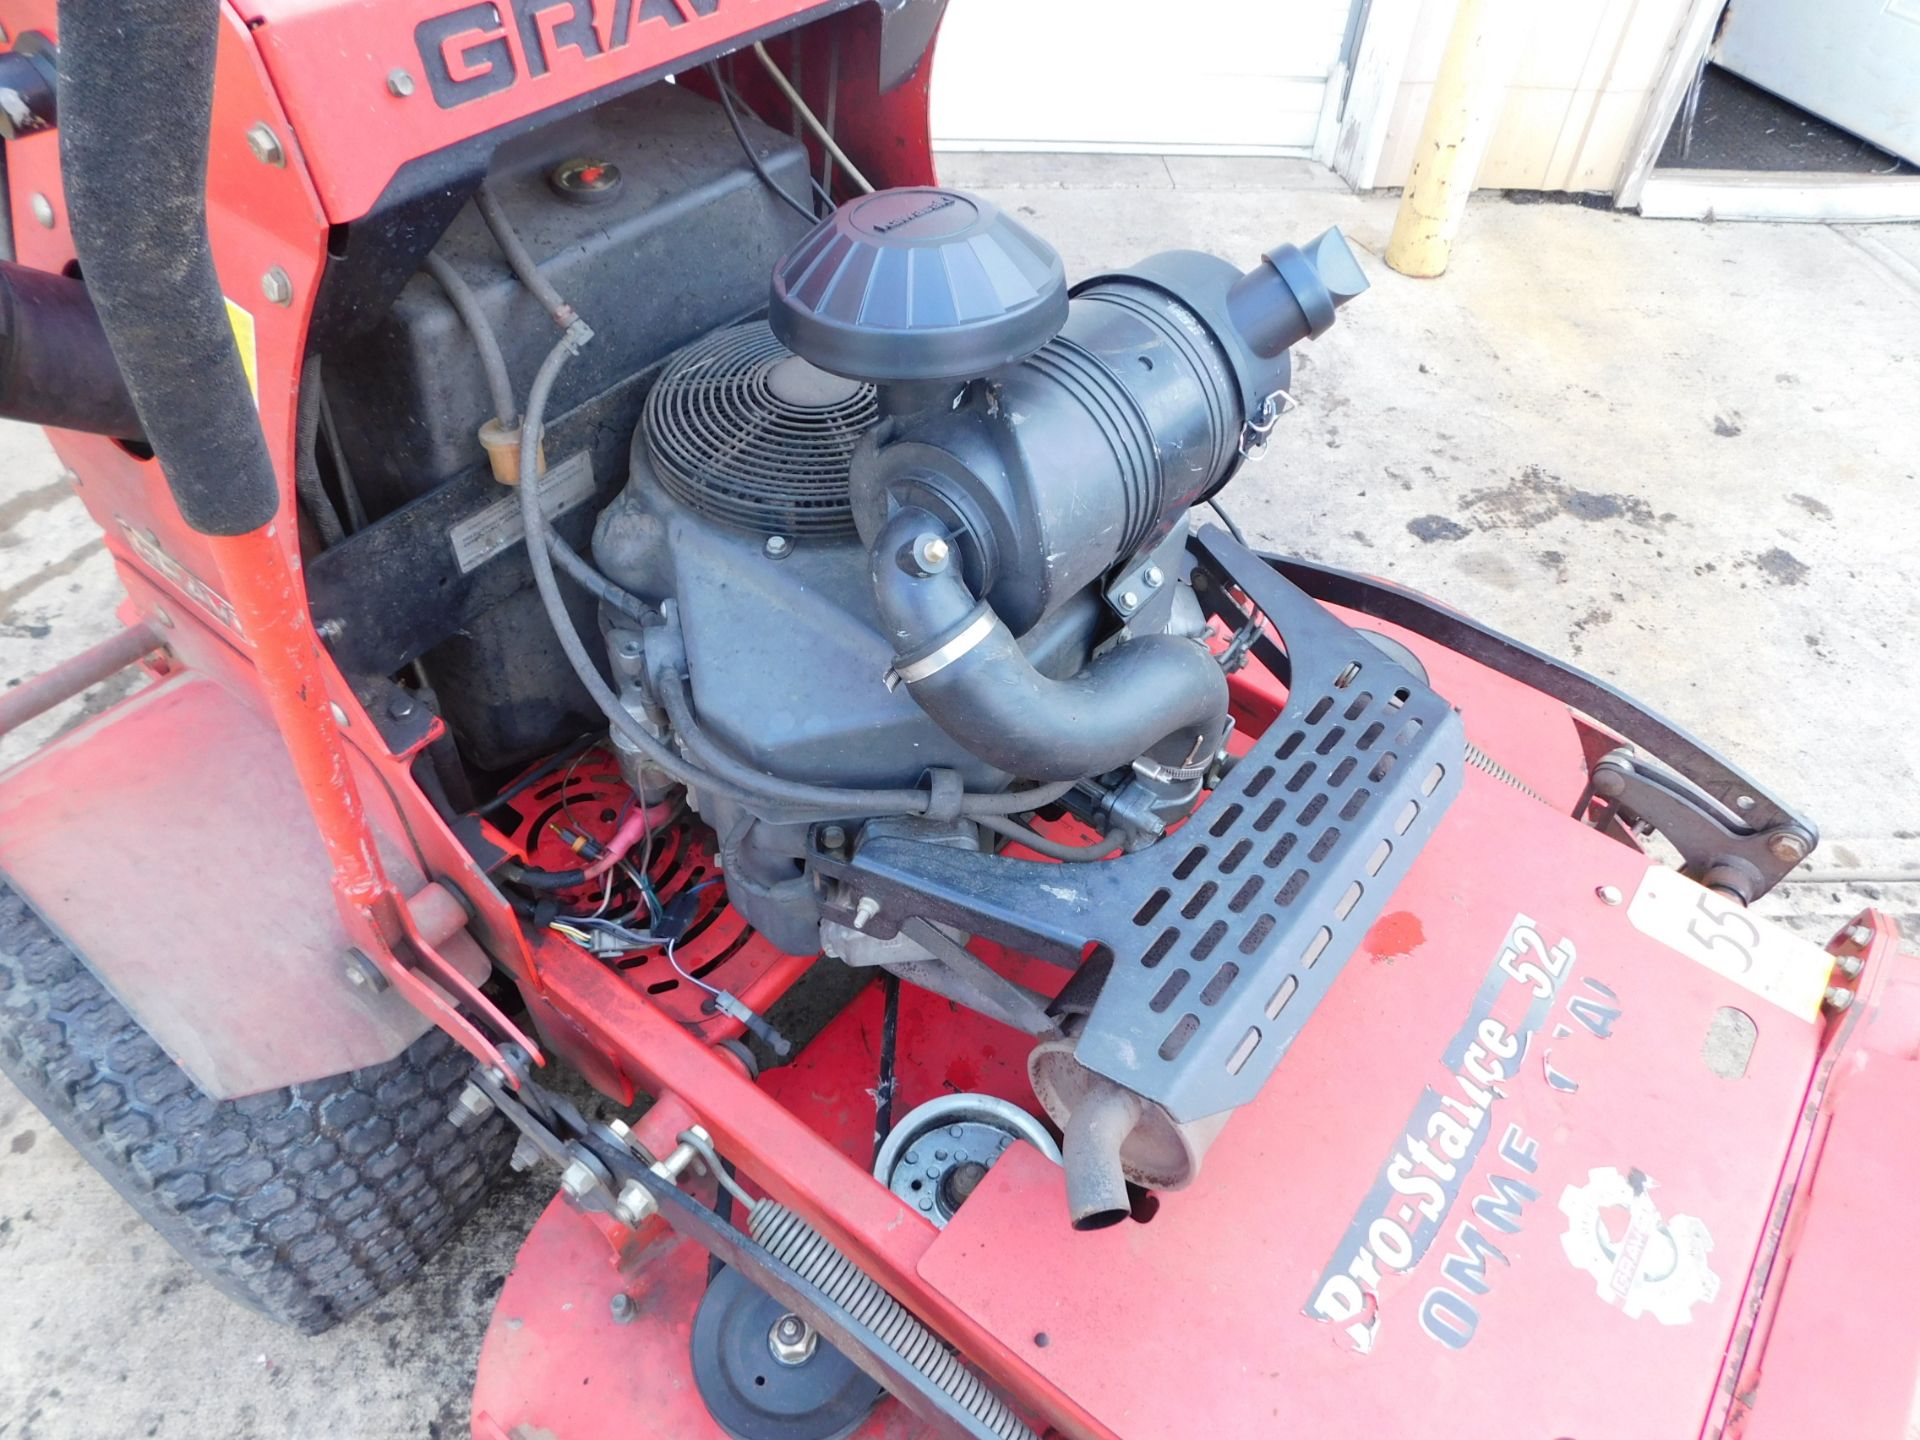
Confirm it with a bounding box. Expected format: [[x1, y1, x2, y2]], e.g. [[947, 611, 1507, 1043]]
[[872, 505, 1228, 782]]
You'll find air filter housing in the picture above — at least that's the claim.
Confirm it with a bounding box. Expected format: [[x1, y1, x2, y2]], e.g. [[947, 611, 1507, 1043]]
[[645, 321, 877, 538]]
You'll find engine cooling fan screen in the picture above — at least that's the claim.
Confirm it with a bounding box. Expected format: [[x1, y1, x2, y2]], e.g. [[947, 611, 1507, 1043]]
[[645, 320, 877, 538]]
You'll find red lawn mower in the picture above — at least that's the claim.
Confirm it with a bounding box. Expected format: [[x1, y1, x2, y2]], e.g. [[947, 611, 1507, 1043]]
[[0, 4, 1911, 1438]]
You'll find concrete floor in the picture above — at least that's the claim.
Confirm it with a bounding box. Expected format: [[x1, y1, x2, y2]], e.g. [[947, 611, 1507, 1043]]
[[3, 161, 1919, 1438]]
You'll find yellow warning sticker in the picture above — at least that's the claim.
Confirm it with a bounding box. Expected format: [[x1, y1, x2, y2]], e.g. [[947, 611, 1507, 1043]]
[[1628, 864, 1834, 1022], [225, 297, 259, 402]]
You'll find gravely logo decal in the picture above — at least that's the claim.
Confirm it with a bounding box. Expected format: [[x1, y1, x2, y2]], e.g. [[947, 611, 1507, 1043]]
[[415, 0, 727, 108]]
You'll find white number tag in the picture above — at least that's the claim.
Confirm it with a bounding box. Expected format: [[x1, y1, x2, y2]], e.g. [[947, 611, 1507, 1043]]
[[1628, 865, 1834, 1022]]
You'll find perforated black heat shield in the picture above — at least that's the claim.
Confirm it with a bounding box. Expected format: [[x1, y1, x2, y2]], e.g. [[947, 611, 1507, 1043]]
[[829, 526, 1465, 1125]]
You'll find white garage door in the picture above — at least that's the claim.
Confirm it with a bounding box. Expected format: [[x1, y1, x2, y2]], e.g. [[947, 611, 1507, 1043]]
[[931, 0, 1359, 155]]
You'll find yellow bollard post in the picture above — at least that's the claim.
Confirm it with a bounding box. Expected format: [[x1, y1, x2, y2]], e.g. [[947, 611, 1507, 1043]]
[[1385, 0, 1510, 278]]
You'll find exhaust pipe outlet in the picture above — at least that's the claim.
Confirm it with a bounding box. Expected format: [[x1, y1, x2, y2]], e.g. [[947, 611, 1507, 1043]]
[[1030, 1039, 1231, 1227], [1059, 1078, 1141, 1231]]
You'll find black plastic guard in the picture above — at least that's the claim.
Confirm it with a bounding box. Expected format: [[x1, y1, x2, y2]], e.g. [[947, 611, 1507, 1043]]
[[838, 525, 1464, 1125]]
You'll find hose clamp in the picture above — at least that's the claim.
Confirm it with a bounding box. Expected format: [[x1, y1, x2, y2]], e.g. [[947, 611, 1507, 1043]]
[[1237, 387, 1297, 462], [883, 609, 996, 692]]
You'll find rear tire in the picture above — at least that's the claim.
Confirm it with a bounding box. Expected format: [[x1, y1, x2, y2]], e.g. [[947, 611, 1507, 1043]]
[[0, 880, 514, 1334]]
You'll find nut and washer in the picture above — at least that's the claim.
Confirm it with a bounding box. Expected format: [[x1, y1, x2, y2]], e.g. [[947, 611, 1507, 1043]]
[[246, 122, 286, 167], [1144, 565, 1165, 588], [768, 1313, 818, 1366], [913, 533, 951, 571], [29, 192, 53, 229], [1846, 922, 1874, 949], [387, 68, 417, 97], [261, 266, 295, 307], [1823, 986, 1855, 1012], [342, 949, 390, 993], [1833, 952, 1865, 979], [764, 534, 793, 559], [1766, 830, 1811, 864], [851, 895, 881, 931], [1595, 884, 1623, 906], [1118, 591, 1141, 613], [447, 1082, 494, 1128], [614, 1179, 657, 1228], [559, 1157, 600, 1202], [609, 1292, 637, 1325]]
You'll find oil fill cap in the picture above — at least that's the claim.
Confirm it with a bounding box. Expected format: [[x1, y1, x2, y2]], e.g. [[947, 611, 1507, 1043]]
[[769, 187, 1068, 383]]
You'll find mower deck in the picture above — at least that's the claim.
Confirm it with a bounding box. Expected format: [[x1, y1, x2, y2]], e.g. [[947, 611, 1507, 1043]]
[[474, 708, 1845, 1439]]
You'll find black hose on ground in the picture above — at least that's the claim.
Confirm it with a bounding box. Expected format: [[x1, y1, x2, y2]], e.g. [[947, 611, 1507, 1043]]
[[424, 251, 517, 429], [58, 0, 280, 536]]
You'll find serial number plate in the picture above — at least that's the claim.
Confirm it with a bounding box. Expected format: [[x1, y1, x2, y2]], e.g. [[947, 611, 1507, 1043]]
[[449, 450, 596, 575], [1628, 864, 1834, 1022]]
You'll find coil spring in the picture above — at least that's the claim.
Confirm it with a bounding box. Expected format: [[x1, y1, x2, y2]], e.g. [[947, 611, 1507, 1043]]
[[1464, 741, 1547, 803], [749, 1199, 1037, 1440]]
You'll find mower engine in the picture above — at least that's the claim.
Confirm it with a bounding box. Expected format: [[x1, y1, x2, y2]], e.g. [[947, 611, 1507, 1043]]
[[584, 185, 1365, 1211]]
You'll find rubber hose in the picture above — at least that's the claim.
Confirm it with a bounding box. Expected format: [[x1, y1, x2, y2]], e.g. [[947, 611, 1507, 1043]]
[[975, 814, 1119, 862], [873, 508, 1230, 782], [294, 357, 345, 547], [497, 860, 589, 892], [749, 1200, 1036, 1440], [475, 185, 576, 329], [424, 251, 518, 428], [58, 0, 279, 535]]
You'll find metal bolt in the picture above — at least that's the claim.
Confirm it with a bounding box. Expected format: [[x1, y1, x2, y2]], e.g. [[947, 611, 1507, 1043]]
[[260, 266, 294, 307], [29, 192, 52, 229], [509, 1136, 542, 1172], [1735, 794, 1757, 812], [1834, 952, 1865, 978], [343, 949, 390, 993], [1595, 884, 1623, 906], [448, 1082, 494, 1129], [764, 534, 792, 559], [559, 1157, 599, 1202], [913, 534, 951, 572], [1846, 923, 1874, 949], [245, 122, 286, 167], [1766, 830, 1810, 864], [387, 692, 416, 721], [386, 68, 417, 97], [329, 700, 350, 728], [768, 1313, 817, 1366], [1118, 591, 1141, 613], [1823, 986, 1855, 1012], [609, 1292, 637, 1325], [819, 824, 847, 853], [851, 895, 881, 931], [614, 635, 644, 662], [1144, 565, 1165, 589], [614, 1179, 657, 1227], [315, 617, 345, 642]]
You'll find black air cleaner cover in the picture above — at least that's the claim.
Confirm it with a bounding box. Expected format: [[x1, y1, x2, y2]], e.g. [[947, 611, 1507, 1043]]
[[769, 187, 1068, 383]]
